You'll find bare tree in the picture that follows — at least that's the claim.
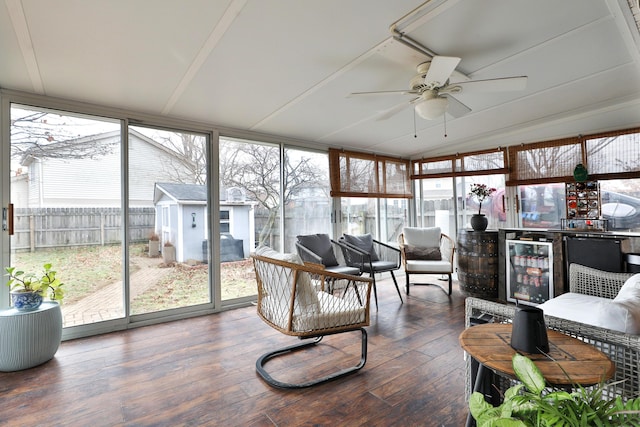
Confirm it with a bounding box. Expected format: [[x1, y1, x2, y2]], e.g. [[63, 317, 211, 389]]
[[155, 133, 207, 185], [220, 141, 326, 246], [10, 108, 118, 165]]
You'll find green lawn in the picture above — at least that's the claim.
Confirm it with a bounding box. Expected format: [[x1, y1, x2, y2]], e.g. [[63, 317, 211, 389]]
[[8, 244, 255, 311]]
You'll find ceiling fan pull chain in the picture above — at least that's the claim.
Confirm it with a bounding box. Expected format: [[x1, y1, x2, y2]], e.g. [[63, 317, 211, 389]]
[[413, 109, 417, 138], [443, 113, 447, 138]]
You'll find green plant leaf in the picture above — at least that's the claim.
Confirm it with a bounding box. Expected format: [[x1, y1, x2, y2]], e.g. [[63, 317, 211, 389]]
[[492, 419, 527, 426], [469, 392, 493, 419], [544, 390, 572, 401], [512, 353, 546, 394]]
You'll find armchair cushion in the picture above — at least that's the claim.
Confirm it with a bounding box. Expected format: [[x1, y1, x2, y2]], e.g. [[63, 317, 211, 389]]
[[404, 244, 441, 261], [296, 234, 339, 267], [405, 260, 452, 273], [402, 227, 441, 248], [539, 292, 640, 335], [254, 245, 319, 317], [343, 233, 379, 261]]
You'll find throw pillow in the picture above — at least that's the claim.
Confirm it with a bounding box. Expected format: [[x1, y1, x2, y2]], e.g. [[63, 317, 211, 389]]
[[614, 273, 640, 302], [404, 244, 442, 261], [403, 227, 441, 248], [296, 234, 339, 267], [612, 274, 640, 334], [342, 233, 379, 261]]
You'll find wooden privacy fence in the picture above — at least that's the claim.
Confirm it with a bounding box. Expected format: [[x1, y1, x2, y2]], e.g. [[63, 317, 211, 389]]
[[12, 207, 155, 252]]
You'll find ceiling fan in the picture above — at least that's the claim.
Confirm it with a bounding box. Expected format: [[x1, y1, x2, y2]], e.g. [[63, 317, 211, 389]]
[[350, 56, 527, 121]]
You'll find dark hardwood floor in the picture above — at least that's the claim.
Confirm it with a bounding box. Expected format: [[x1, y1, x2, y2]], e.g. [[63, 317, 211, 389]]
[[0, 275, 470, 427]]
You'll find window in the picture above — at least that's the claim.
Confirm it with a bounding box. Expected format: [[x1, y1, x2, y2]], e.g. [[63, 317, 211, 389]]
[[220, 210, 230, 233], [329, 149, 411, 198], [283, 148, 331, 252]]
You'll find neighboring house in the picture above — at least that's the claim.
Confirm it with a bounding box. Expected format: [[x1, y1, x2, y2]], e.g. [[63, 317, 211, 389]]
[[153, 183, 255, 263], [16, 129, 188, 208]]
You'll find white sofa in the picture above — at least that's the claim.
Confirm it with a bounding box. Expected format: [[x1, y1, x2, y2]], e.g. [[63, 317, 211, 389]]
[[538, 263, 640, 335]]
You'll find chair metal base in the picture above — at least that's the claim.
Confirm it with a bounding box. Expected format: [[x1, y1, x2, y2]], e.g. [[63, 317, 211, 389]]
[[256, 328, 368, 389], [405, 273, 452, 296]]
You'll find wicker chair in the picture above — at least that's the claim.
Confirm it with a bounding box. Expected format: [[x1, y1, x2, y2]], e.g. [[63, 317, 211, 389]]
[[251, 247, 373, 389], [464, 296, 640, 402]]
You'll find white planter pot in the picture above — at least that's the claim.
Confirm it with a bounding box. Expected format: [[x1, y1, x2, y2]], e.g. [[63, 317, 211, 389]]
[[149, 240, 161, 257], [162, 246, 176, 263]]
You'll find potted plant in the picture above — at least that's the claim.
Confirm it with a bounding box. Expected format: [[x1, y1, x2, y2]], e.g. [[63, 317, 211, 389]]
[[162, 241, 176, 264], [148, 232, 161, 257], [5, 263, 65, 311], [468, 183, 496, 231], [469, 353, 640, 426]]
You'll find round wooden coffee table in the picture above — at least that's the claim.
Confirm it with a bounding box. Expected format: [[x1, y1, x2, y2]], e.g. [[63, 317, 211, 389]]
[[459, 322, 614, 386], [460, 322, 615, 427]]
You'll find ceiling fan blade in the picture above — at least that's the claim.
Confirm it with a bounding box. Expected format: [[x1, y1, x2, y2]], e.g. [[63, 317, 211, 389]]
[[453, 76, 527, 93], [424, 56, 461, 88], [349, 89, 418, 97], [443, 94, 472, 118], [375, 97, 420, 121]]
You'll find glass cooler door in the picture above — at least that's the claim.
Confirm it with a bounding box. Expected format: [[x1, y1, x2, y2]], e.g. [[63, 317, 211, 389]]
[[506, 239, 553, 306]]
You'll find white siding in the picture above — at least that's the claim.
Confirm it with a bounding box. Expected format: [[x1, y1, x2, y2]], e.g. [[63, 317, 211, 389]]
[[26, 133, 194, 208]]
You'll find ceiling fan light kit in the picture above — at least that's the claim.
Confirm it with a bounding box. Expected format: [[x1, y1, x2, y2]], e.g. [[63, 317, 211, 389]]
[[415, 96, 448, 120]]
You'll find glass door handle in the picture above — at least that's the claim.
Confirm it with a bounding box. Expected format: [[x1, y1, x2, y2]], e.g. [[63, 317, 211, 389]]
[[2, 204, 13, 235]]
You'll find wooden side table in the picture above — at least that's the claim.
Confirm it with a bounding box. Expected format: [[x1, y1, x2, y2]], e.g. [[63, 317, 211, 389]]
[[459, 323, 615, 427], [0, 302, 63, 371]]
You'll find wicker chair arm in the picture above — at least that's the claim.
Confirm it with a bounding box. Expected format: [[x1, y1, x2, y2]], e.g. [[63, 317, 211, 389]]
[[397, 234, 408, 268], [440, 233, 455, 264], [252, 253, 372, 283]]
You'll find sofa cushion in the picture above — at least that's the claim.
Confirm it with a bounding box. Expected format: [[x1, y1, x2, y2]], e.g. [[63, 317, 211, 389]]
[[403, 227, 441, 248], [539, 292, 640, 335], [296, 234, 339, 267], [343, 233, 379, 261]]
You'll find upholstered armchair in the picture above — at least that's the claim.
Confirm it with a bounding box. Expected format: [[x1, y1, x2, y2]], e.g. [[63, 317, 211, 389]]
[[251, 246, 373, 389], [398, 227, 455, 295], [295, 234, 361, 276], [339, 233, 403, 310]]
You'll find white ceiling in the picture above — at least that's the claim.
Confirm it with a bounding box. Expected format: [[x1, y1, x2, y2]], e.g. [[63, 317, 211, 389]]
[[2, 0, 640, 159]]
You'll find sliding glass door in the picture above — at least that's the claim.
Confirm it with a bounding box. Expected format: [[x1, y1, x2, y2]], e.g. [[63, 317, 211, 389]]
[[218, 137, 279, 301], [128, 125, 211, 315], [9, 104, 124, 327], [6, 104, 216, 332]]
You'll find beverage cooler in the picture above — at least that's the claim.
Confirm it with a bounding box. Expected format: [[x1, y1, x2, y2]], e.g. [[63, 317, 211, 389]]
[[506, 239, 553, 306]]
